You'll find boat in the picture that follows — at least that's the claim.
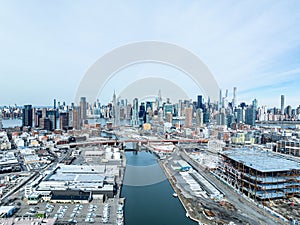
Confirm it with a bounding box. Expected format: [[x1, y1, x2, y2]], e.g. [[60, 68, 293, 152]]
[[173, 192, 178, 197]]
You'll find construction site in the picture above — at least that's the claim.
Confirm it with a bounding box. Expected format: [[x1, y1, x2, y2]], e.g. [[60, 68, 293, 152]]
[[215, 148, 300, 222]]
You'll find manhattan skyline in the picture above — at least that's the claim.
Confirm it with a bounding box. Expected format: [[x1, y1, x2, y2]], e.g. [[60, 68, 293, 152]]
[[0, 1, 300, 107]]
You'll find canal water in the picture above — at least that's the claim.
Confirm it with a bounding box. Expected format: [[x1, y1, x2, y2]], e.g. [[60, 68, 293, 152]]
[[121, 151, 197, 225]]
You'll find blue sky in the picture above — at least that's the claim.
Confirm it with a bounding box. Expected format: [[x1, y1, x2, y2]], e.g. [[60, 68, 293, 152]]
[[0, 0, 300, 108]]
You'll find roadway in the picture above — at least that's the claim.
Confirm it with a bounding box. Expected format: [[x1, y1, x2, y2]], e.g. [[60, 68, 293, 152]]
[[179, 149, 286, 225]]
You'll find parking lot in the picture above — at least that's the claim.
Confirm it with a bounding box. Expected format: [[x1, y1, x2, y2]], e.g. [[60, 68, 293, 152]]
[[14, 198, 119, 224]]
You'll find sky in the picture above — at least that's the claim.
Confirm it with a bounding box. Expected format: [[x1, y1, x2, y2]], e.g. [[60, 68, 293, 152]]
[[0, 0, 300, 108]]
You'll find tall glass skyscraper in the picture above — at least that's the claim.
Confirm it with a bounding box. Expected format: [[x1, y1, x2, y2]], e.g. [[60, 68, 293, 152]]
[[132, 98, 139, 126], [22, 105, 33, 127]]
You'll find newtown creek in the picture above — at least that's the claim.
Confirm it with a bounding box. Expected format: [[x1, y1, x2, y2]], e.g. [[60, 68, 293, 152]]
[[121, 151, 197, 225]]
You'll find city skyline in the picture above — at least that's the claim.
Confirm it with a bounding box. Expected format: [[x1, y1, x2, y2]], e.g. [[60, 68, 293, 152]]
[[1, 1, 300, 107]]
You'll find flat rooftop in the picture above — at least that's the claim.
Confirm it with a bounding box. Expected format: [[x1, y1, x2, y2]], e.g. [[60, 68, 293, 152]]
[[222, 148, 300, 172]]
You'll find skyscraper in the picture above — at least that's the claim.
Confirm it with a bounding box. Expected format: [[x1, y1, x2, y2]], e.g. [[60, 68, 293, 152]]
[[139, 102, 146, 124], [112, 91, 120, 127], [216, 111, 226, 126], [34, 109, 43, 128], [46, 110, 57, 130], [157, 89, 162, 109], [68, 108, 74, 128], [219, 89, 222, 111], [22, 105, 33, 127], [236, 107, 244, 124], [164, 102, 173, 118], [197, 95, 203, 110], [72, 107, 81, 130], [132, 98, 139, 126], [245, 100, 257, 126], [80, 97, 87, 126], [232, 87, 237, 109], [195, 108, 203, 127], [59, 112, 69, 130], [185, 106, 193, 128], [281, 95, 285, 115]]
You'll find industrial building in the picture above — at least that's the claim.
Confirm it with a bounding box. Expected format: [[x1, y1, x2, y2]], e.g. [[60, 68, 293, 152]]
[[25, 164, 118, 204], [216, 148, 300, 201], [0, 152, 21, 173]]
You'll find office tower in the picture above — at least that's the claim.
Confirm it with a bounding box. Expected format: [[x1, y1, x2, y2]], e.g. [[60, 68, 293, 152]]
[[195, 108, 203, 127], [232, 87, 237, 109], [132, 98, 139, 126], [139, 102, 146, 118], [236, 107, 244, 124], [34, 109, 43, 127], [46, 110, 57, 130], [185, 106, 193, 128], [22, 105, 33, 127], [59, 112, 69, 130], [197, 95, 203, 110], [203, 108, 210, 124], [281, 95, 285, 115], [139, 102, 146, 124], [244, 99, 258, 126], [245, 107, 255, 126], [80, 97, 87, 126], [54, 99, 57, 109]]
